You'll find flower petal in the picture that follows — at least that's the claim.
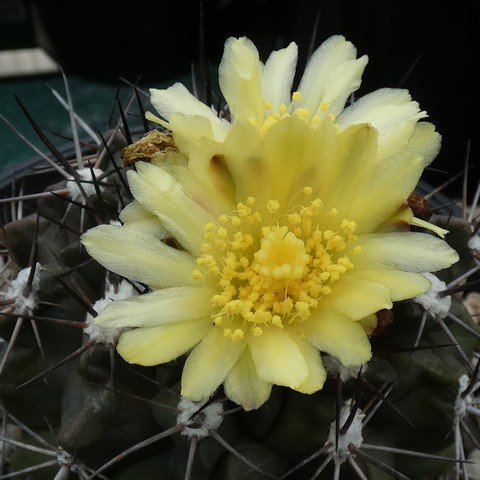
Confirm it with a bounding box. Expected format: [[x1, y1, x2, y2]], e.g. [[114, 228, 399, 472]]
[[322, 56, 369, 115], [337, 88, 427, 155], [224, 349, 272, 410], [219, 37, 264, 123], [127, 162, 214, 256], [181, 327, 246, 401], [261, 116, 315, 205], [161, 163, 234, 217], [378, 205, 413, 232], [117, 318, 211, 366], [150, 83, 227, 141], [355, 232, 459, 273], [317, 123, 379, 212], [187, 136, 237, 203], [350, 269, 431, 301], [304, 314, 372, 367], [119, 201, 168, 239], [317, 275, 392, 321], [222, 119, 267, 202], [168, 114, 214, 152], [81, 224, 197, 289], [298, 35, 367, 115], [95, 287, 216, 328], [342, 122, 441, 231], [289, 335, 327, 394], [261, 42, 298, 111], [249, 328, 308, 388]]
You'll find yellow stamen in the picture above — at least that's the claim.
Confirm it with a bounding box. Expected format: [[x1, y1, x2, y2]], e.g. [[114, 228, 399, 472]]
[[191, 270, 203, 280], [195, 196, 358, 341]]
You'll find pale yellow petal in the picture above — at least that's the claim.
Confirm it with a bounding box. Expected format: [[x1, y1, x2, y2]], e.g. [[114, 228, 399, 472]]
[[406, 122, 441, 166], [149, 83, 227, 141], [119, 201, 168, 239], [337, 88, 427, 155], [127, 162, 213, 256], [187, 136, 236, 203], [358, 314, 378, 335], [262, 42, 298, 111], [345, 153, 422, 232], [317, 275, 392, 321], [317, 123, 379, 213], [161, 163, 234, 218], [81, 225, 197, 289], [168, 114, 218, 155], [377, 205, 413, 232], [95, 287, 216, 328], [298, 35, 366, 115], [343, 122, 441, 231], [224, 349, 272, 410], [222, 120, 267, 202], [350, 269, 431, 301], [322, 56, 369, 115], [117, 318, 211, 366], [261, 116, 315, 206], [304, 314, 372, 367], [219, 37, 264, 123], [249, 328, 308, 388], [354, 232, 459, 273], [181, 327, 246, 401], [289, 335, 327, 394], [303, 116, 340, 197]]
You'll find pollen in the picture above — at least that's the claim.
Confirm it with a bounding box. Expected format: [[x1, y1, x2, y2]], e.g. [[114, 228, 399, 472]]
[[294, 108, 309, 119], [195, 193, 358, 341], [292, 91, 302, 102], [266, 199, 280, 214], [191, 270, 203, 280]]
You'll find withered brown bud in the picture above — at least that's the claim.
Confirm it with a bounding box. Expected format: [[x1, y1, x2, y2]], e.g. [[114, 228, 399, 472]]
[[121, 130, 176, 166], [407, 193, 432, 220]]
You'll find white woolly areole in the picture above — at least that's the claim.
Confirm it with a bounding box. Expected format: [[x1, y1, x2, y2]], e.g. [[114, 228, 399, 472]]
[[468, 235, 480, 251], [5, 264, 43, 315], [66, 167, 104, 200], [327, 400, 365, 460], [84, 280, 136, 344], [323, 355, 367, 382], [455, 374, 472, 419], [57, 448, 73, 466], [414, 272, 451, 319], [176, 397, 224, 438]]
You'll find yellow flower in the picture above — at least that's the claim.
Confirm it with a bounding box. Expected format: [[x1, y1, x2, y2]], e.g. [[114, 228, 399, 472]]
[[81, 35, 458, 410]]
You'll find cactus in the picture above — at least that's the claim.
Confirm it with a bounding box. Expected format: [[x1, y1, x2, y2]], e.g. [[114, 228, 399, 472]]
[[0, 35, 480, 480]]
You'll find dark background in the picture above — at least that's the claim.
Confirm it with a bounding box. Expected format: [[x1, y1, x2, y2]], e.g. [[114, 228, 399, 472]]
[[2, 0, 479, 197]]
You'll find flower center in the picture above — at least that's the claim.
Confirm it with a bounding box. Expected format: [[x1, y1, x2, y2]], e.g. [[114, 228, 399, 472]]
[[192, 190, 360, 341]]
